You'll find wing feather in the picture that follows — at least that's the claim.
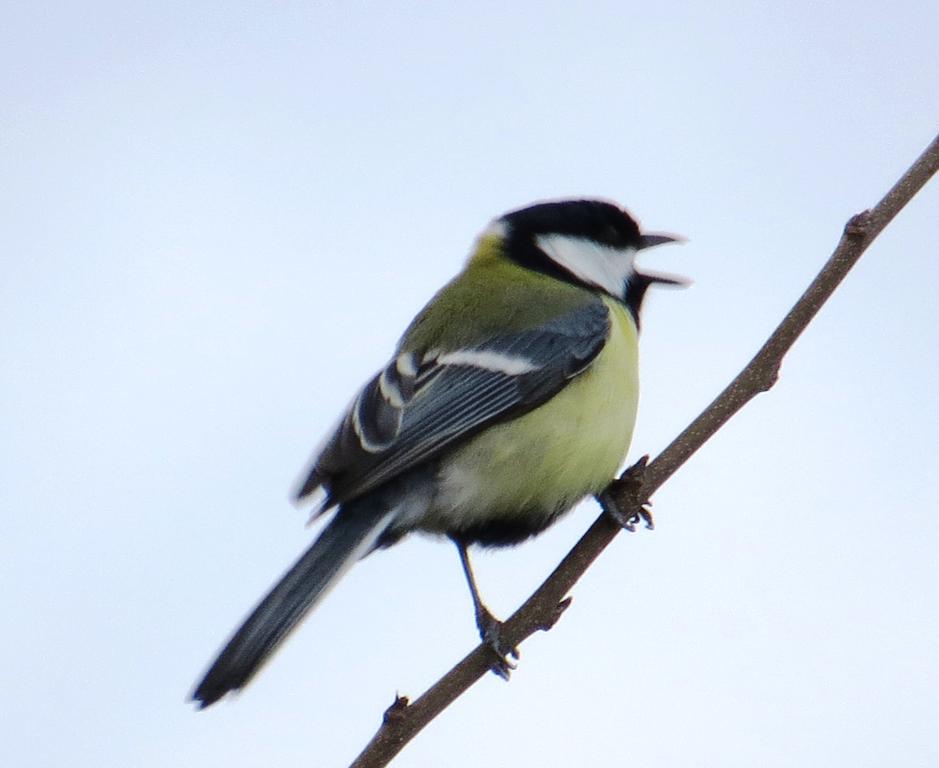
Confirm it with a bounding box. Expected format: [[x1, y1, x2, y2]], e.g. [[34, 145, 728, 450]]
[[296, 300, 611, 507]]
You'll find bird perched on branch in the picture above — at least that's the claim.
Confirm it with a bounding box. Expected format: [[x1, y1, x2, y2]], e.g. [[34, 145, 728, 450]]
[[192, 199, 684, 708]]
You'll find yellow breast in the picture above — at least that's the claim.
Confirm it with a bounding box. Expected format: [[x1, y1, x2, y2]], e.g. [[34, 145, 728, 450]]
[[428, 297, 639, 538]]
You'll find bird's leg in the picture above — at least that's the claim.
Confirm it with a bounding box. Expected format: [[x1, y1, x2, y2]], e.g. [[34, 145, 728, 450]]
[[452, 537, 519, 680], [599, 455, 655, 532]]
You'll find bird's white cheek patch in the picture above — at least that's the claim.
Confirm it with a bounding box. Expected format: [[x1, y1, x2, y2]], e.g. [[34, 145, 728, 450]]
[[535, 233, 635, 297]]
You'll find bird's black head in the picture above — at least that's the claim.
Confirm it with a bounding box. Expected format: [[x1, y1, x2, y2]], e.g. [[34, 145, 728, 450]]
[[495, 199, 684, 326]]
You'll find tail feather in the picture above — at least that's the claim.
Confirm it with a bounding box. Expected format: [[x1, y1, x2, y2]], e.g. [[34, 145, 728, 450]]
[[192, 503, 395, 708]]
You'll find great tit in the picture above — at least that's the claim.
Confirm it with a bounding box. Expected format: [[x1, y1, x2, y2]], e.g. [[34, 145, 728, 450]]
[[192, 199, 682, 708]]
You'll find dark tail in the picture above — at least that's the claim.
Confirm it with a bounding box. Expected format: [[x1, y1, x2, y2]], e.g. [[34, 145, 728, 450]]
[[191, 502, 396, 708]]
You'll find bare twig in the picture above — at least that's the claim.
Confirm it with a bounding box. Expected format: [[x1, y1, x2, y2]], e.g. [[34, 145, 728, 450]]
[[349, 132, 939, 768]]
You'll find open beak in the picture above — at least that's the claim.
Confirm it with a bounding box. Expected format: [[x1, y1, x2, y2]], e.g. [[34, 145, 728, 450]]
[[636, 232, 690, 288]]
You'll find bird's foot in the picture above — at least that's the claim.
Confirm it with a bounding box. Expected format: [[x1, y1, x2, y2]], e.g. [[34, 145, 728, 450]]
[[476, 606, 519, 681], [599, 455, 655, 532], [607, 499, 654, 532]]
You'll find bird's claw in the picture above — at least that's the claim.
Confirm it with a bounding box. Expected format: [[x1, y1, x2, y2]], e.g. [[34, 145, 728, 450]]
[[616, 502, 654, 532], [600, 455, 655, 531], [476, 607, 519, 680]]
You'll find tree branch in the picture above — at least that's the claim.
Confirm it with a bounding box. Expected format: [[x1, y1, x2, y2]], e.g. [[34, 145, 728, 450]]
[[349, 132, 939, 768]]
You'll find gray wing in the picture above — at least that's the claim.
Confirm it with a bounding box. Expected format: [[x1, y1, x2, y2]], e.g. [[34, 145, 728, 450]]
[[295, 301, 611, 509]]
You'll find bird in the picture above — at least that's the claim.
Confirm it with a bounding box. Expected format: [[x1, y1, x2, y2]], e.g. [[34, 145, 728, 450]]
[[191, 198, 684, 708]]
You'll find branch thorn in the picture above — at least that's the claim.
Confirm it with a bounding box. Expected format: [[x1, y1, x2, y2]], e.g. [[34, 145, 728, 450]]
[[540, 597, 573, 632], [382, 694, 410, 725], [845, 209, 871, 238]]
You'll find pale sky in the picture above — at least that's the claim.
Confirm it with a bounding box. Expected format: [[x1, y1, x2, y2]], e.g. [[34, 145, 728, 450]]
[[2, 3, 938, 767]]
